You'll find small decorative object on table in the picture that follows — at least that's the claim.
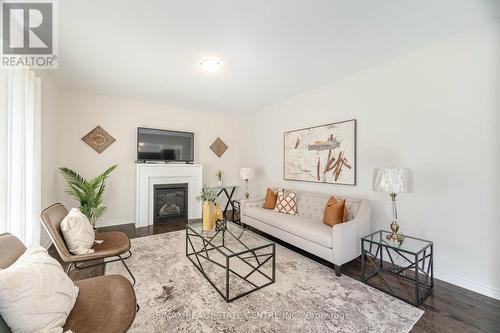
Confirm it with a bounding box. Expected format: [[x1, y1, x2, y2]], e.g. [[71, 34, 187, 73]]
[[361, 230, 433, 305], [216, 170, 223, 187], [240, 167, 255, 199], [196, 185, 217, 231], [372, 168, 411, 242]]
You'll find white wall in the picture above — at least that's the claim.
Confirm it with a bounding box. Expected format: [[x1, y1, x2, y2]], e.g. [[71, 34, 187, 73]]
[[36, 70, 61, 247], [241, 21, 500, 299], [56, 92, 243, 227]]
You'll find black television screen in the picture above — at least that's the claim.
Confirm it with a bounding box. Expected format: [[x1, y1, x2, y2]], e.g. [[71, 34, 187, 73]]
[[137, 128, 194, 162]]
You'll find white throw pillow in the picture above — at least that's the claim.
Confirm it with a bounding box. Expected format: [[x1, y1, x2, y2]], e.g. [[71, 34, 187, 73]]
[[0, 245, 79, 333], [61, 208, 96, 255]]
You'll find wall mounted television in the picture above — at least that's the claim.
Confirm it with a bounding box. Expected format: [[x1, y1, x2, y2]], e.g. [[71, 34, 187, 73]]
[[137, 127, 194, 162]]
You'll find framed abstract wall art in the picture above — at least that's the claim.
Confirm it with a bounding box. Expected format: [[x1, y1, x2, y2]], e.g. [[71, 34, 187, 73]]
[[283, 119, 356, 185]]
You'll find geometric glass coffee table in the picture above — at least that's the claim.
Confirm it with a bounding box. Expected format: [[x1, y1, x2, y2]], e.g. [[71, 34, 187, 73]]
[[186, 221, 276, 302], [361, 230, 433, 306]]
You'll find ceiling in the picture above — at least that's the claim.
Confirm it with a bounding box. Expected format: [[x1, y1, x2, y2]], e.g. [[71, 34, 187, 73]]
[[54, 0, 500, 113]]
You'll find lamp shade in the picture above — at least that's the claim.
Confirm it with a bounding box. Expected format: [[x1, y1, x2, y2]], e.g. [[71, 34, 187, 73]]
[[373, 168, 411, 194], [240, 167, 255, 180]]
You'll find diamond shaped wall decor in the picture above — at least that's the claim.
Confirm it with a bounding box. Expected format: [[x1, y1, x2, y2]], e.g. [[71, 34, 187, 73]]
[[81, 126, 116, 154], [210, 137, 228, 158]]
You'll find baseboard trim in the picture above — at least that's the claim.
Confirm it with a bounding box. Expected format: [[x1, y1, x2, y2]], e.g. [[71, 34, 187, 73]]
[[95, 218, 136, 228], [434, 270, 500, 301]]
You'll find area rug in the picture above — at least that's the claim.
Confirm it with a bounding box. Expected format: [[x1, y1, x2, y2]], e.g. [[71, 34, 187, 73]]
[[106, 231, 423, 332]]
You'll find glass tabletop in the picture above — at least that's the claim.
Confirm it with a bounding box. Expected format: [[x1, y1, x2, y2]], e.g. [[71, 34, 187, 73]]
[[187, 221, 274, 256], [362, 230, 432, 254], [206, 185, 239, 190]]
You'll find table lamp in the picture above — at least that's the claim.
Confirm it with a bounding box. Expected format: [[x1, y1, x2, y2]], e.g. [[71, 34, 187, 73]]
[[240, 168, 255, 199], [373, 168, 411, 242]]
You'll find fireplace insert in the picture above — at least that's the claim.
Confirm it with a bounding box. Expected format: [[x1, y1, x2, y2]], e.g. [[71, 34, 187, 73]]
[[153, 183, 188, 223]]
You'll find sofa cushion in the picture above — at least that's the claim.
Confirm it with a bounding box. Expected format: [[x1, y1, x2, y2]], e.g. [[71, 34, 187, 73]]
[[244, 207, 332, 248], [297, 193, 330, 222], [66, 231, 131, 262], [296, 191, 360, 222], [345, 200, 360, 220]]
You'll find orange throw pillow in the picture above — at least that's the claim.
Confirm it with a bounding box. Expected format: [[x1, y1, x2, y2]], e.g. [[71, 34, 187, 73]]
[[263, 188, 278, 209], [323, 196, 345, 226]]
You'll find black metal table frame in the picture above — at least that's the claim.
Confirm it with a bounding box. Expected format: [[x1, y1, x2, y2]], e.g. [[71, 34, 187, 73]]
[[231, 199, 241, 224], [214, 186, 237, 216], [186, 225, 276, 303], [361, 231, 433, 306]]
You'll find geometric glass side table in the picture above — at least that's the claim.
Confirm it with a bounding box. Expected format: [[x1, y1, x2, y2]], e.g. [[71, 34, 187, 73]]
[[361, 230, 433, 306]]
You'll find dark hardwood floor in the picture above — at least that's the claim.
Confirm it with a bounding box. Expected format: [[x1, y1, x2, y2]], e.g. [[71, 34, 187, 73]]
[[48, 216, 500, 333]]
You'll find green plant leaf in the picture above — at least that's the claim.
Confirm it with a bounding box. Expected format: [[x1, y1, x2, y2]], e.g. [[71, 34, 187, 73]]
[[59, 165, 117, 226]]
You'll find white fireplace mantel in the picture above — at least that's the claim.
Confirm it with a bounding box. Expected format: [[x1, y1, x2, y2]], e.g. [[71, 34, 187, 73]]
[[135, 163, 203, 228]]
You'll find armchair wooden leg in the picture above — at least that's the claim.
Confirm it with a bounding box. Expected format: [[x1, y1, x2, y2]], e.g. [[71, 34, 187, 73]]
[[334, 265, 342, 277]]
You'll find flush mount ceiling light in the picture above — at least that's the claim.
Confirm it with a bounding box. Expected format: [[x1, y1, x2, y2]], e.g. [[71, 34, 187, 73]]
[[199, 57, 222, 73]]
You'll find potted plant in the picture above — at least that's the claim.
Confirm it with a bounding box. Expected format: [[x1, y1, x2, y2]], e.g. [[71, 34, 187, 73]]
[[59, 165, 118, 229], [196, 185, 217, 231]]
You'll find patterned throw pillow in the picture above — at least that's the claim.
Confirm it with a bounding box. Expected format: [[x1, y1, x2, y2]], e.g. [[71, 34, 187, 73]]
[[273, 189, 298, 215]]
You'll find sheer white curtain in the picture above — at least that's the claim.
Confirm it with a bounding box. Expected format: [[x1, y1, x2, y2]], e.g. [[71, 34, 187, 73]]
[[0, 69, 41, 246]]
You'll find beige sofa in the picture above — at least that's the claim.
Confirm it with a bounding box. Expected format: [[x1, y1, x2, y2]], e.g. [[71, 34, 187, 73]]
[[241, 191, 371, 276]]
